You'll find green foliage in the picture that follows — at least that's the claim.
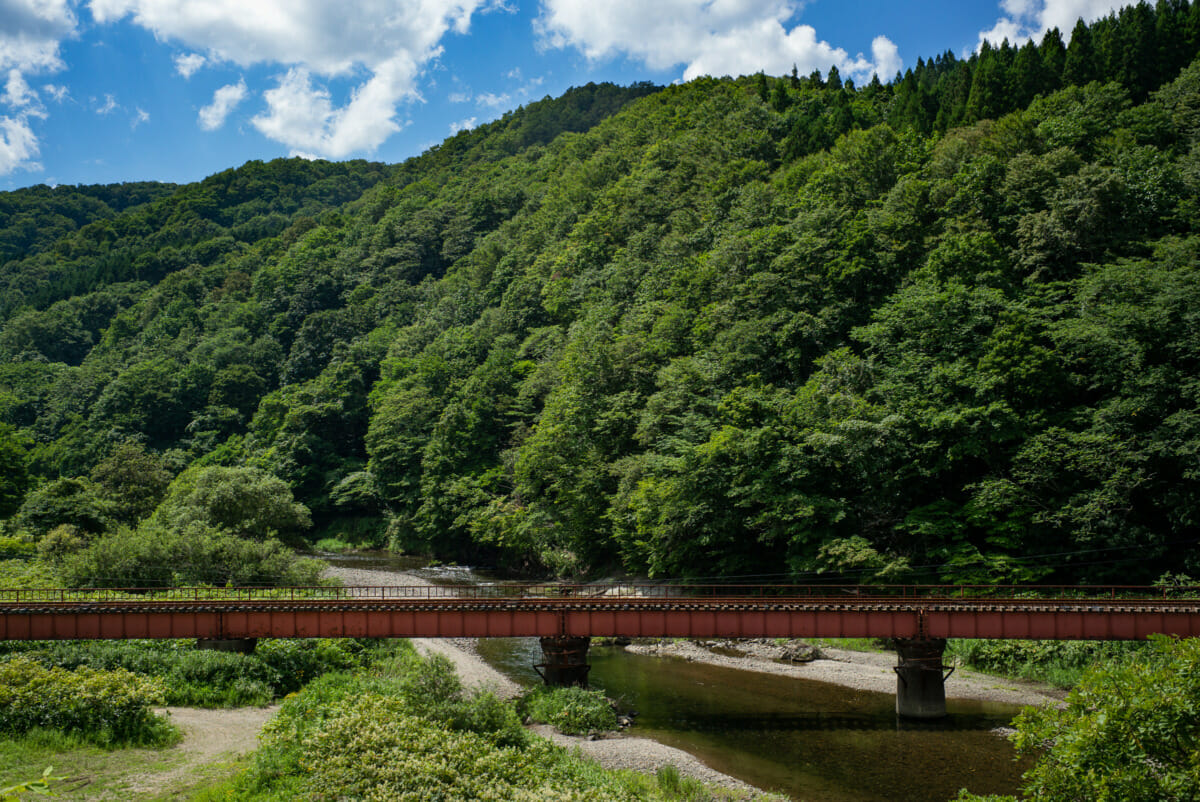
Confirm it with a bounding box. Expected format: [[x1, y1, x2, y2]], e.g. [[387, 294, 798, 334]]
[[947, 639, 1143, 688], [55, 520, 324, 588], [0, 766, 61, 802], [0, 638, 372, 707], [3, 26, 1200, 585], [151, 465, 311, 542], [221, 639, 755, 802], [0, 656, 177, 746], [959, 636, 1200, 802], [89, 441, 175, 524], [11, 477, 114, 540], [0, 424, 30, 519], [519, 686, 619, 735]]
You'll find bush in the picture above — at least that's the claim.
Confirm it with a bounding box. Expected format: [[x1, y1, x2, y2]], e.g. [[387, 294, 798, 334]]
[[519, 686, 618, 735], [150, 465, 310, 542], [0, 656, 176, 745], [0, 638, 372, 707], [299, 697, 566, 800], [958, 636, 1200, 802], [56, 520, 325, 588]]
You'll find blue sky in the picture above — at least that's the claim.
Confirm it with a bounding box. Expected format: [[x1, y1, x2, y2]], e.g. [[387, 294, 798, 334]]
[[0, 0, 1134, 190]]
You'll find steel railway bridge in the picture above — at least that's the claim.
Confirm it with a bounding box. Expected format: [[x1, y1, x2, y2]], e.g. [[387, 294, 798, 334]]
[[4, 583, 1199, 718]]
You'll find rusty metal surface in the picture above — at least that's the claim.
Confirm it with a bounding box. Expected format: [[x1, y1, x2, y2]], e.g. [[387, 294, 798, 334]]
[[3, 584, 1200, 641]]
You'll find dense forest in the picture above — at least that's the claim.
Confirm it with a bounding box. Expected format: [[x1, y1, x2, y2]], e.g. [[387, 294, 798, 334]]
[[2, 1, 1200, 587]]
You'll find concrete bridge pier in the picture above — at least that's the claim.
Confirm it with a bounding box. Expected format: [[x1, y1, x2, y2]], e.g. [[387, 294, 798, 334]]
[[535, 636, 590, 687], [894, 638, 952, 719]]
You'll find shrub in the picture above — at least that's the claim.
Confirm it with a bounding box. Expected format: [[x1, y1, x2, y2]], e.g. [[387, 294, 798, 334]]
[[0, 656, 176, 745], [299, 696, 564, 800], [520, 686, 618, 735], [56, 520, 325, 588], [958, 636, 1200, 802], [150, 465, 310, 542], [0, 638, 372, 707]]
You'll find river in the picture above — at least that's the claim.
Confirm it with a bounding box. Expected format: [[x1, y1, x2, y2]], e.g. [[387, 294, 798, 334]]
[[324, 552, 1029, 801]]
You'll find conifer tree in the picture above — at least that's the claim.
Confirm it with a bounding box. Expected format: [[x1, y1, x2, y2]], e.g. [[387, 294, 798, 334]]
[[1064, 19, 1099, 85]]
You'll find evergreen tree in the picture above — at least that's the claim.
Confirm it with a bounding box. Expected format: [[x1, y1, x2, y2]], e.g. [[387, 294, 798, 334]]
[[965, 41, 1012, 120], [1064, 18, 1099, 85], [1039, 27, 1068, 89]]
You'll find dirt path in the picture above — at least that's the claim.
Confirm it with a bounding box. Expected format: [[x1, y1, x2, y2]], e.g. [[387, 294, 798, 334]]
[[54, 705, 277, 801], [122, 706, 277, 798]]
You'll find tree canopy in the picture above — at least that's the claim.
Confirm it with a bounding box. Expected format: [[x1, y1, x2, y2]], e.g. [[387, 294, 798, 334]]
[[2, 7, 1200, 584]]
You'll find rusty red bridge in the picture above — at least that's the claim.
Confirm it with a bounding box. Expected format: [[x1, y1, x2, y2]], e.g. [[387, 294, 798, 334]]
[[4, 583, 1199, 718]]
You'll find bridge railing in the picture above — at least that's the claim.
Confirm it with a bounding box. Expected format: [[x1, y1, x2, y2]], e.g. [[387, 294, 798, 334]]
[[3, 583, 1199, 604]]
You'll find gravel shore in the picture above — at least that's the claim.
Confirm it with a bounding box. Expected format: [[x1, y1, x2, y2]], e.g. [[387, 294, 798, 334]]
[[626, 639, 1064, 708]]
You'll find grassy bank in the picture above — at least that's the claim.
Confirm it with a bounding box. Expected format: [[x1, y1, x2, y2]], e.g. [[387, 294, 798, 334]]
[[0, 637, 380, 707], [946, 639, 1145, 688]]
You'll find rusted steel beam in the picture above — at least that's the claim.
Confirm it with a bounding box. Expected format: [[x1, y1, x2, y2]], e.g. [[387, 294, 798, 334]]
[[4, 596, 1200, 641]]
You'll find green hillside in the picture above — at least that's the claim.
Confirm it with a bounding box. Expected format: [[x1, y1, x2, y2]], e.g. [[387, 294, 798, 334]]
[[3, 3, 1200, 585]]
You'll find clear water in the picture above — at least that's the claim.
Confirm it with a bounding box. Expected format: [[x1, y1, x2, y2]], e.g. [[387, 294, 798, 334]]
[[476, 638, 1027, 802], [324, 553, 1028, 801]]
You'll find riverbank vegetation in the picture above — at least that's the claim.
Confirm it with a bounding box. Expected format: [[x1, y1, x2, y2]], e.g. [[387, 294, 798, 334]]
[[0, 637, 377, 707], [519, 685, 619, 735], [0, 656, 177, 747], [947, 638, 1144, 687], [1, 4, 1199, 586], [198, 641, 769, 801], [959, 635, 1200, 802]]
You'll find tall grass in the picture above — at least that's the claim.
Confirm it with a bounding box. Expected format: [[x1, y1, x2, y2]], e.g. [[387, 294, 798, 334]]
[[947, 639, 1144, 687], [0, 638, 377, 707]]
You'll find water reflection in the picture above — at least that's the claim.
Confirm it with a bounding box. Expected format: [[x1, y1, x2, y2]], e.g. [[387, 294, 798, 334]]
[[477, 639, 1027, 802]]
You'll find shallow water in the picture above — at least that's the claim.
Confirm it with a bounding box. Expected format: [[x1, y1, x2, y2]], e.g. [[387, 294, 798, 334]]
[[324, 553, 1028, 801], [477, 638, 1028, 801]]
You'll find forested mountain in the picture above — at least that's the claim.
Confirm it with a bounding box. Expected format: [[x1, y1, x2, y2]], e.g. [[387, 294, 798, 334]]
[[2, 3, 1200, 586]]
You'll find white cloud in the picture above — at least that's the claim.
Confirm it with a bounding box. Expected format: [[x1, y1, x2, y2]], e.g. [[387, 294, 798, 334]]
[[450, 116, 476, 133], [42, 83, 68, 102], [0, 0, 77, 175], [87, 0, 494, 157], [0, 114, 40, 173], [476, 91, 510, 109], [448, 90, 471, 103], [870, 36, 901, 83], [132, 106, 148, 128], [96, 93, 117, 114], [0, 0, 76, 73], [978, 0, 1129, 48], [535, 0, 901, 83], [198, 79, 247, 130], [174, 52, 206, 78], [3, 68, 38, 109]]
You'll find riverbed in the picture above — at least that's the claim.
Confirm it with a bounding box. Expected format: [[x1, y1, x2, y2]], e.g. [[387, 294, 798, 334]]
[[322, 554, 1042, 801]]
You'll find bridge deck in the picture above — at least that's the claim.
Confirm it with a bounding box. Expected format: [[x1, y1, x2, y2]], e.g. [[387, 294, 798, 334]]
[[4, 585, 1200, 642]]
